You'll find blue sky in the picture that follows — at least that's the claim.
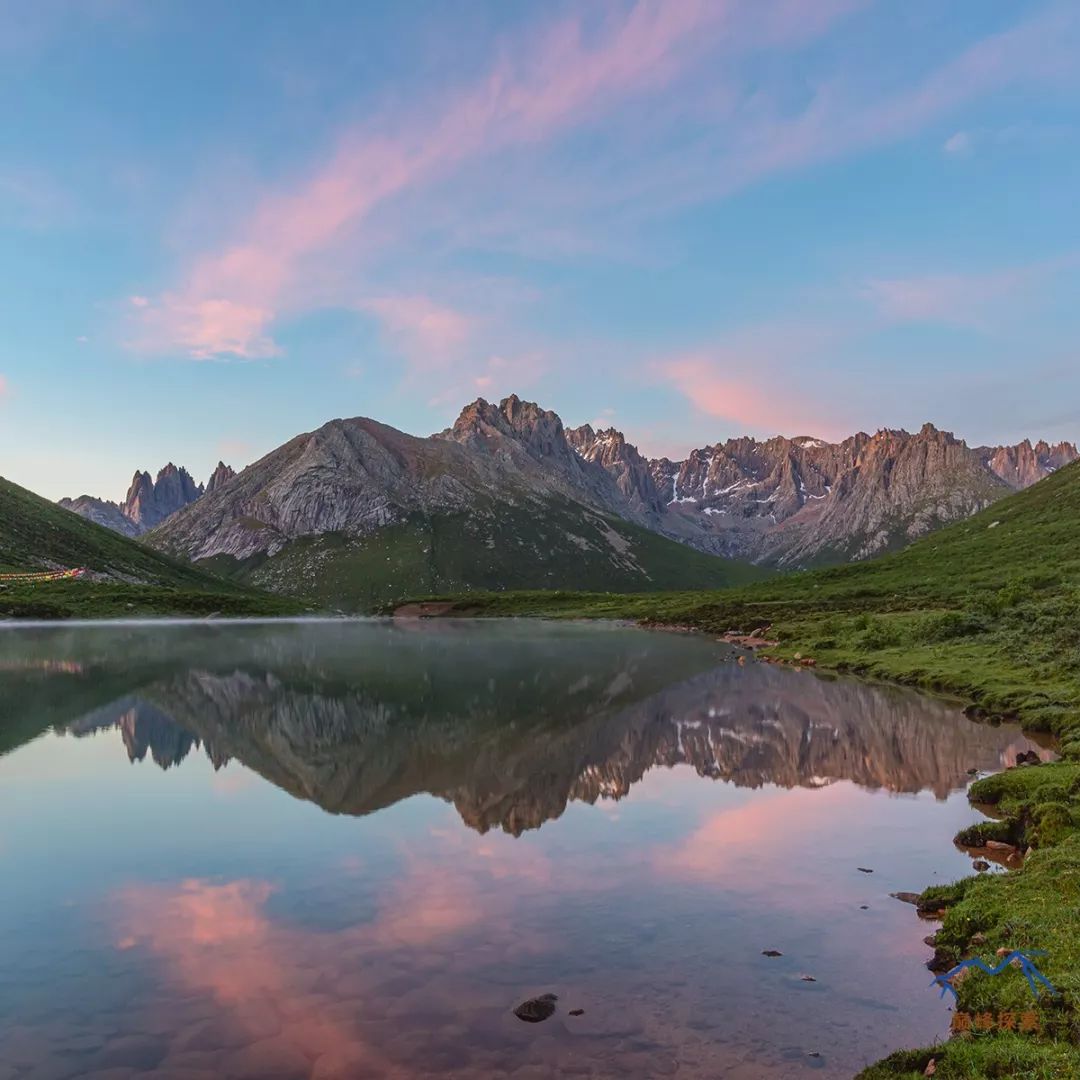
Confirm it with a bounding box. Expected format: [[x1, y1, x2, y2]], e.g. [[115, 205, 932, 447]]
[[2, 0, 1079, 501]]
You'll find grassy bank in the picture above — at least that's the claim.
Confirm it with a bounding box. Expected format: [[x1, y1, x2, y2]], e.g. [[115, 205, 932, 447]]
[[402, 463, 1080, 1076], [1, 475, 304, 620], [0, 579, 304, 620]]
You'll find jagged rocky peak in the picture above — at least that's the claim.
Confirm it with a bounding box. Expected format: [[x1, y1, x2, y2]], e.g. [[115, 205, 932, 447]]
[[204, 461, 237, 495], [121, 463, 203, 530], [448, 394, 568, 455], [60, 460, 234, 536], [982, 438, 1079, 489], [566, 423, 665, 516], [442, 394, 606, 493]]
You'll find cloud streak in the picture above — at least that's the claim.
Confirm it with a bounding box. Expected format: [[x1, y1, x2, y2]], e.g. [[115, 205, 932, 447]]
[[127, 0, 858, 360], [864, 253, 1080, 328], [360, 294, 473, 368]]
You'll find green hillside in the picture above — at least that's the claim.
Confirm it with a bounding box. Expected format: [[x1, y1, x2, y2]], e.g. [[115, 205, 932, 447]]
[[408, 463, 1080, 1078], [0, 476, 301, 618], [200, 498, 768, 612], [430, 460, 1080, 738]]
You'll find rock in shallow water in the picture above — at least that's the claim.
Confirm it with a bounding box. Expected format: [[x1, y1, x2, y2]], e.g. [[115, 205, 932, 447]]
[[891, 891, 921, 905], [514, 994, 558, 1023]]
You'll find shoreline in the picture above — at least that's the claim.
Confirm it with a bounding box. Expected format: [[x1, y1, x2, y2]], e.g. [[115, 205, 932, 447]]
[[404, 594, 1079, 1079]]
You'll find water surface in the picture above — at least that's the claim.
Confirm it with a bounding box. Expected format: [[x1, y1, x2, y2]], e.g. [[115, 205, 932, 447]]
[[0, 620, 1046, 1079]]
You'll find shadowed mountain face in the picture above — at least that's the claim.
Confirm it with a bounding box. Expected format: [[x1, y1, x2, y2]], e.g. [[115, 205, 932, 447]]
[[20, 621, 1045, 835]]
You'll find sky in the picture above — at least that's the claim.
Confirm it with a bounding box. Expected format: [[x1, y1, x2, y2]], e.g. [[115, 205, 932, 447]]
[[2, 0, 1079, 502]]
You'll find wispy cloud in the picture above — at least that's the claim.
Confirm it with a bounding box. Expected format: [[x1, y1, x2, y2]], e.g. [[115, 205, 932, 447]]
[[654, 318, 855, 438], [126, 0, 858, 360], [660, 354, 846, 437], [0, 375, 8, 401], [864, 254, 1079, 328], [123, 0, 1080, 382], [360, 295, 473, 367], [942, 130, 972, 155]]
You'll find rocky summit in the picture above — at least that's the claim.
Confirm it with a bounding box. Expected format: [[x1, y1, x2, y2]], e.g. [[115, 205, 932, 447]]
[[59, 462, 235, 537]]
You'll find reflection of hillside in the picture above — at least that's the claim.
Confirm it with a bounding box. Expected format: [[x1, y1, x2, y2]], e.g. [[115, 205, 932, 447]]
[[62, 653, 1044, 836]]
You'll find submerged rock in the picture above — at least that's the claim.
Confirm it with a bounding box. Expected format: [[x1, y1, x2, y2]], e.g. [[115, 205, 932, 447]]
[[761, 949, 783, 957], [891, 891, 921, 905], [514, 994, 558, 1023]]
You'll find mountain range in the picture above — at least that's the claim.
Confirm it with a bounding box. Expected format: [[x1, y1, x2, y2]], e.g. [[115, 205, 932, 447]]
[[59, 461, 235, 537], [53, 394, 1076, 608]]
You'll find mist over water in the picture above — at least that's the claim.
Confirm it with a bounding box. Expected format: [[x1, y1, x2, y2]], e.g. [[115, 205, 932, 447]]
[[0, 621, 1045, 1078]]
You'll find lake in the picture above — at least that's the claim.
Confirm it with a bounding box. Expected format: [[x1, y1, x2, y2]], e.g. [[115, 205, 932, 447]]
[[0, 619, 1047, 1079]]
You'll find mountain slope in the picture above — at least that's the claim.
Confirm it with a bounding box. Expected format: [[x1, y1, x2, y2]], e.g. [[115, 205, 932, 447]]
[[0, 475, 298, 618], [149, 399, 764, 609]]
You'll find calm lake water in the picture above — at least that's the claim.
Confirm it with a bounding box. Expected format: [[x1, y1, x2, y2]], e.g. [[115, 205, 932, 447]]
[[0, 619, 1047, 1079]]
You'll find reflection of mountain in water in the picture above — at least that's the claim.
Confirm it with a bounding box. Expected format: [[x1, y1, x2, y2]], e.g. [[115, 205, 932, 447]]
[[60, 652, 1044, 835]]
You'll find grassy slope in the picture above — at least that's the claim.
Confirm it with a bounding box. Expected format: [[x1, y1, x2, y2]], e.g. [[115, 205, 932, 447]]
[[201, 499, 767, 612], [0, 476, 301, 618], [410, 462, 1080, 1077]]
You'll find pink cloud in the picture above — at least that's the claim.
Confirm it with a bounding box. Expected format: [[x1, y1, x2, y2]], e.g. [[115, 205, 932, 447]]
[[124, 0, 1078, 367], [128, 0, 856, 360], [662, 354, 840, 436], [133, 295, 282, 360], [655, 316, 856, 438], [360, 294, 473, 366], [0, 375, 8, 400]]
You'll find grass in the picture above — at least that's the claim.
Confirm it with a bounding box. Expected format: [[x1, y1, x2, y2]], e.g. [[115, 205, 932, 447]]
[[200, 498, 767, 612], [0, 475, 303, 619], [399, 460, 1080, 1076]]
